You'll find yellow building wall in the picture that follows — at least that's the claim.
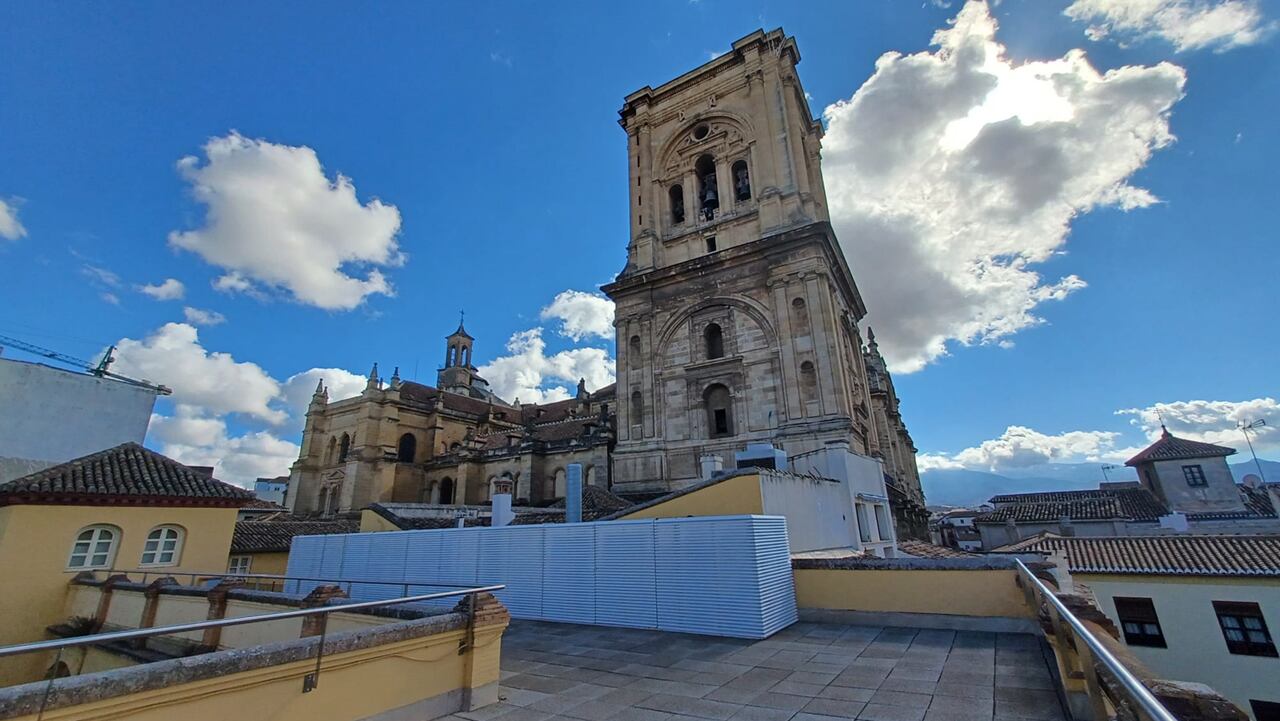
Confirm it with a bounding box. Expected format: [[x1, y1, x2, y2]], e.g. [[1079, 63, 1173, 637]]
[[241, 551, 290, 576], [6, 623, 505, 721], [359, 509, 402, 533], [618, 474, 763, 519], [0, 504, 238, 686], [793, 568, 1034, 619]]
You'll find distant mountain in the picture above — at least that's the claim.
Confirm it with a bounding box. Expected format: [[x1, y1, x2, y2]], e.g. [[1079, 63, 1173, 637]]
[[1231, 459, 1280, 484], [920, 458, 1279, 508], [919, 468, 1097, 507]]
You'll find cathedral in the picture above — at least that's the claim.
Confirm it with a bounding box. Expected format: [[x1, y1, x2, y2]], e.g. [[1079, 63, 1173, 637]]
[[285, 29, 927, 537]]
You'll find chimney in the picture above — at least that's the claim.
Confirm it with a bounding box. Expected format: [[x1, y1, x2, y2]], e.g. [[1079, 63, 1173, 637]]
[[565, 464, 583, 523], [1059, 515, 1076, 537], [491, 478, 515, 527], [699, 454, 724, 480], [189, 466, 215, 478]]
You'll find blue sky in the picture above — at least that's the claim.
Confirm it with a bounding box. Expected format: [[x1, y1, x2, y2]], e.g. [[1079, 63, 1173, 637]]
[[1, 0, 1276, 485]]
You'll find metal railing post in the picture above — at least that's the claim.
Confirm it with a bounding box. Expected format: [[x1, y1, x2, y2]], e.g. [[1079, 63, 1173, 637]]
[[1013, 560, 1176, 721], [302, 612, 329, 693]]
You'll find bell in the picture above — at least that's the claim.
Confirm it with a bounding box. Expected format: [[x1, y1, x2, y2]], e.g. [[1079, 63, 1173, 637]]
[[704, 186, 718, 202]]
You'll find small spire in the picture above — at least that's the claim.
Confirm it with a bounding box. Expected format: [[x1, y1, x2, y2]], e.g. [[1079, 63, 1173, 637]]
[[576, 377, 588, 400], [867, 327, 878, 347], [313, 378, 325, 396], [366, 362, 380, 391], [390, 366, 401, 390]]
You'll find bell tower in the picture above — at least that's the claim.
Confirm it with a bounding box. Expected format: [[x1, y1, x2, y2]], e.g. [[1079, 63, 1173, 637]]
[[437, 319, 478, 393], [604, 29, 883, 494]]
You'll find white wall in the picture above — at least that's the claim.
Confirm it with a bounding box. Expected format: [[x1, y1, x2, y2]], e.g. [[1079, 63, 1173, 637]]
[[759, 472, 855, 552], [788, 441, 897, 556], [0, 359, 158, 481], [1084, 575, 1280, 719]]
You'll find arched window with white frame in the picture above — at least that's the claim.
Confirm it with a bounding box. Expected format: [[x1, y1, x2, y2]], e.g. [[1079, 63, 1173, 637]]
[[140, 525, 185, 567], [67, 525, 120, 570]]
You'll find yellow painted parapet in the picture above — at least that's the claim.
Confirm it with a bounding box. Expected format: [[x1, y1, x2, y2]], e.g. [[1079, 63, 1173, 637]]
[[617, 473, 764, 519], [792, 565, 1034, 620], [0, 594, 510, 721]]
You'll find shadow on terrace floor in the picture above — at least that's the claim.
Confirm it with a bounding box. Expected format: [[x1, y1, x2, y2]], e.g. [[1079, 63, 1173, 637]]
[[444, 619, 1067, 721]]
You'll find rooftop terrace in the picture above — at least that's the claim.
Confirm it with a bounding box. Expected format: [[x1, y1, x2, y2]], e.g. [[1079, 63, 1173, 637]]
[[447, 619, 1066, 721]]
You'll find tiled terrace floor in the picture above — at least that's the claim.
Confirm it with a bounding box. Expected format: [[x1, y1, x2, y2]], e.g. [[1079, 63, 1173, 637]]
[[447, 620, 1067, 721]]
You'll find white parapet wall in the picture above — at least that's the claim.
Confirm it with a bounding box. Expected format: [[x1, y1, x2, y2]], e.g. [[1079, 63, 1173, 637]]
[[287, 515, 798, 639]]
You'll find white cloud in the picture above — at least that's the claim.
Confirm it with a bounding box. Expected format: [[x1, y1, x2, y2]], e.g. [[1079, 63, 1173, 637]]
[[478, 328, 615, 404], [182, 306, 227, 326], [81, 264, 122, 288], [113, 322, 285, 423], [117, 323, 370, 485], [278, 368, 367, 432], [169, 132, 404, 310], [1116, 397, 1279, 450], [948, 425, 1126, 470], [0, 197, 26, 241], [540, 290, 616, 341], [100, 292, 121, 306], [138, 278, 186, 301], [822, 1, 1186, 372], [151, 408, 300, 487], [1065, 0, 1275, 52]]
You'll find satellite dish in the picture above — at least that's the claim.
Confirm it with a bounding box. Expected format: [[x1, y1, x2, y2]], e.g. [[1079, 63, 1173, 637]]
[[1242, 474, 1263, 488]]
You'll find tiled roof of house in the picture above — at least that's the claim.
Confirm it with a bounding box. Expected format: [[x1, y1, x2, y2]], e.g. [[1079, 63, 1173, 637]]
[[897, 540, 978, 559], [231, 519, 359, 553], [1009, 535, 1280, 577], [0, 443, 252, 507], [548, 485, 633, 520], [976, 497, 1129, 523], [985, 485, 1274, 524], [987, 488, 1169, 520], [1125, 429, 1235, 466], [987, 531, 1064, 553], [241, 498, 288, 511]]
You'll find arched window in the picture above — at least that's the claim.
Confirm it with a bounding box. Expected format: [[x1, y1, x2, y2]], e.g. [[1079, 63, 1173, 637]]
[[704, 384, 734, 438], [732, 160, 751, 201], [324, 436, 336, 465], [695, 154, 718, 220], [704, 323, 725, 360], [629, 390, 643, 427], [68, 525, 119, 570], [668, 184, 685, 225], [439, 477, 455, 505], [800, 361, 819, 405], [629, 334, 642, 363], [586, 465, 597, 486], [791, 297, 810, 335], [554, 469, 567, 498], [397, 433, 417, 463], [460, 346, 470, 367], [338, 433, 351, 462], [140, 525, 184, 567]]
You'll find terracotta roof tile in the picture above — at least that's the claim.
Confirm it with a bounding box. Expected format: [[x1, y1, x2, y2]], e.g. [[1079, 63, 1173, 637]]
[[1125, 429, 1235, 466], [231, 519, 359, 553], [0, 443, 252, 506], [1011, 535, 1280, 577], [977, 497, 1129, 523], [897, 540, 978, 559], [986, 488, 1169, 521]]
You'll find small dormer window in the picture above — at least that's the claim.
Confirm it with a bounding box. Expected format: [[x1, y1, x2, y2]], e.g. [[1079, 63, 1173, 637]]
[[1182, 465, 1207, 487]]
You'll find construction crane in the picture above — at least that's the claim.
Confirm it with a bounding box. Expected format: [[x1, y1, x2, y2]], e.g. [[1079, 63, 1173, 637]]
[[0, 333, 172, 395]]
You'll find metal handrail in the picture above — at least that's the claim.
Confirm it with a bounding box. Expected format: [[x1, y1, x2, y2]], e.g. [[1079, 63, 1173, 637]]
[[1014, 559, 1176, 721], [104, 568, 485, 590], [0, 584, 505, 660]]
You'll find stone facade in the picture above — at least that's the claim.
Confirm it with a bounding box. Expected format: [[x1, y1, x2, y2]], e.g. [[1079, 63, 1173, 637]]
[[285, 326, 614, 517], [602, 29, 925, 533]]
